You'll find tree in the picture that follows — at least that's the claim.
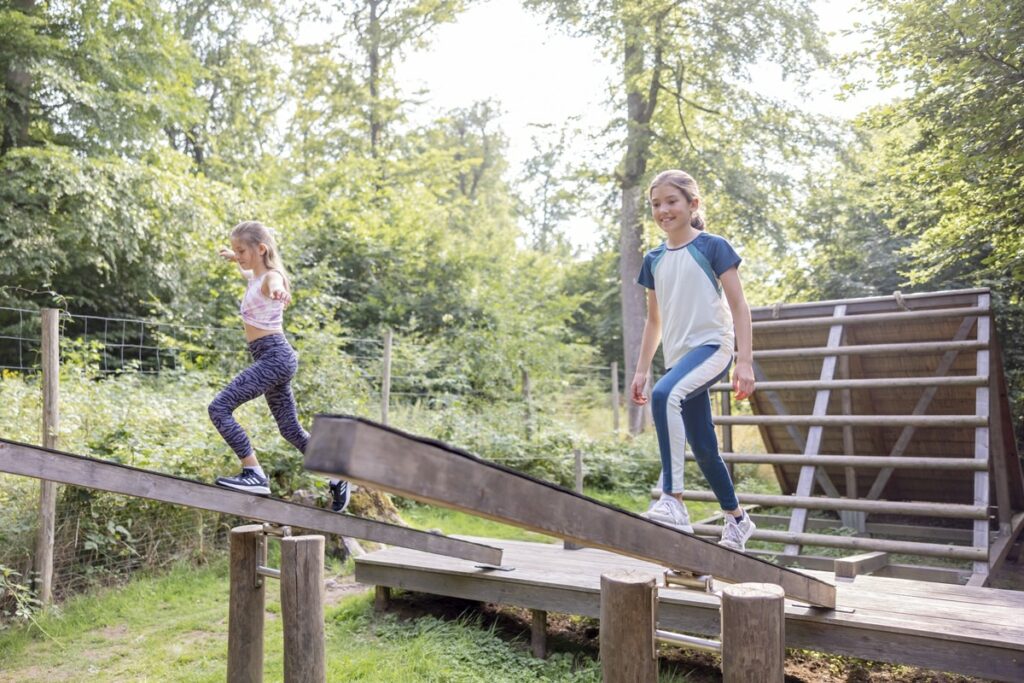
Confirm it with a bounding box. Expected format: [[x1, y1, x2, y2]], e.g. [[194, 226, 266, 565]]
[[527, 0, 830, 432]]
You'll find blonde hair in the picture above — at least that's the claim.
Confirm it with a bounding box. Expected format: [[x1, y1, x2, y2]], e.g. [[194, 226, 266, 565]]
[[648, 170, 705, 230], [230, 221, 291, 291]]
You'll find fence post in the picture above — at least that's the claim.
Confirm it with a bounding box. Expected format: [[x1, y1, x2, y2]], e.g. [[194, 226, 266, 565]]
[[720, 583, 785, 683], [522, 368, 532, 440], [599, 570, 657, 683], [280, 535, 326, 683], [611, 361, 620, 434], [228, 525, 265, 683], [721, 390, 734, 478], [34, 308, 59, 605], [564, 450, 584, 550], [380, 329, 392, 426]]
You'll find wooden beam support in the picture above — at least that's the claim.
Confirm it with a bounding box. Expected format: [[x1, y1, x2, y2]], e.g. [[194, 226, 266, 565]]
[[0, 439, 502, 565], [306, 417, 837, 608], [658, 489, 987, 519], [717, 453, 986, 470], [786, 306, 845, 554], [752, 305, 986, 331], [973, 294, 992, 578], [715, 415, 986, 428], [834, 552, 889, 580], [688, 525, 985, 561], [710, 375, 988, 391], [753, 339, 987, 360]]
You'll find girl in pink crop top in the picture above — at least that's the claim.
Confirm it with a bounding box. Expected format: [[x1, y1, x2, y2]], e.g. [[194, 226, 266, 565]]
[[209, 221, 350, 512]]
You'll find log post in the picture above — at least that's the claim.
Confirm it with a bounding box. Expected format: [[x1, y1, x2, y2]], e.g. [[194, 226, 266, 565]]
[[720, 583, 785, 683], [374, 585, 391, 612], [280, 535, 326, 683], [564, 450, 584, 550], [34, 308, 59, 605], [380, 329, 392, 425], [228, 525, 266, 683], [530, 609, 547, 659], [611, 361, 620, 434], [599, 570, 657, 683]]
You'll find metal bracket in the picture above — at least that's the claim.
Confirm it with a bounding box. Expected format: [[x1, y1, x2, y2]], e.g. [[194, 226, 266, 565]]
[[255, 524, 293, 587], [663, 569, 715, 593]]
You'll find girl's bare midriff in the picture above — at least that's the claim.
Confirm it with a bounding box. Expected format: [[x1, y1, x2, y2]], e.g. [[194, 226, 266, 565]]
[[244, 323, 283, 343]]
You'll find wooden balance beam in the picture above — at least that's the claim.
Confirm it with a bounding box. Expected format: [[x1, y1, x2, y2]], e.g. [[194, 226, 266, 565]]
[[0, 438, 502, 565], [304, 415, 837, 608]]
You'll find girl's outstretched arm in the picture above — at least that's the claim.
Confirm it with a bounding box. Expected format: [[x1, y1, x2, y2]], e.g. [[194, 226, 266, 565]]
[[720, 268, 755, 400], [218, 248, 253, 279], [262, 270, 292, 307], [631, 289, 662, 406]]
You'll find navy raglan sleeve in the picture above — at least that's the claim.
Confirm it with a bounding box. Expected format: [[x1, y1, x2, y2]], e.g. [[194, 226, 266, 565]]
[[709, 237, 742, 276], [636, 252, 655, 289]]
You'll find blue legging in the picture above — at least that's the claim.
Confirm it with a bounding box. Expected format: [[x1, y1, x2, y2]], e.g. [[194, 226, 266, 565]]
[[652, 344, 739, 511], [208, 334, 309, 459]]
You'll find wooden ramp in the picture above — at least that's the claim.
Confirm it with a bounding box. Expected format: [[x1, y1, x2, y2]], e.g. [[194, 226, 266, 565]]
[[0, 439, 501, 565], [356, 537, 1024, 682], [304, 416, 837, 608], [701, 287, 1024, 584]]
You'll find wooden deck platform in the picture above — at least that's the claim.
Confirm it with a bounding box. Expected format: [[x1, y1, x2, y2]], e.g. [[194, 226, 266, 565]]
[[356, 537, 1024, 682]]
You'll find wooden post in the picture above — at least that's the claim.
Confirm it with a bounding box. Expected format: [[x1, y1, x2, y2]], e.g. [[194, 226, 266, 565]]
[[564, 450, 584, 550], [34, 308, 59, 605], [530, 609, 547, 659], [228, 525, 265, 683], [280, 535, 326, 683], [374, 585, 391, 612], [522, 368, 532, 440], [720, 583, 785, 683], [380, 329, 392, 426], [599, 570, 657, 683], [610, 361, 620, 434]]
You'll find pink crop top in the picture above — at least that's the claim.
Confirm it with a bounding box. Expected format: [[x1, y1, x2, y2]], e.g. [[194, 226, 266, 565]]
[[240, 272, 284, 331]]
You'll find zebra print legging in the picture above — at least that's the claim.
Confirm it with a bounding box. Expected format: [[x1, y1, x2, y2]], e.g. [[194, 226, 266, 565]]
[[208, 333, 309, 459]]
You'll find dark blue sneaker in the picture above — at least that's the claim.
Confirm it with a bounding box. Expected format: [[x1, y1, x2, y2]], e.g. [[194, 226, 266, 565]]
[[329, 480, 350, 513], [216, 468, 270, 496]]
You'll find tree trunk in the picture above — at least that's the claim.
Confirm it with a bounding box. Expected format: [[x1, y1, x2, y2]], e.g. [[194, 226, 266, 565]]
[[1, 0, 36, 155], [618, 21, 659, 434], [367, 0, 382, 160]]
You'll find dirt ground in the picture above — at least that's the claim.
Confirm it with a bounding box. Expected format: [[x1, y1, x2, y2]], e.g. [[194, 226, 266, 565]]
[[364, 555, 1024, 683]]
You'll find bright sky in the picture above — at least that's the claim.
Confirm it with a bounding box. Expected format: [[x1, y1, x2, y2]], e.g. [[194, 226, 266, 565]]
[[393, 1, 894, 252]]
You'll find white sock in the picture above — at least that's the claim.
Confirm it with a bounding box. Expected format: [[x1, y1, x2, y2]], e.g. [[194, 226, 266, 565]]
[[248, 465, 266, 478]]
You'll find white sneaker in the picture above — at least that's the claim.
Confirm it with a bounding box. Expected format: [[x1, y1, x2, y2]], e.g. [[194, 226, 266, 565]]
[[640, 494, 694, 533], [719, 514, 756, 551]]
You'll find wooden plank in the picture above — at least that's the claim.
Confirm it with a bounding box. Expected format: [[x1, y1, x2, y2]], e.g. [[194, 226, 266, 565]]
[[689, 524, 985, 561], [973, 294, 992, 577], [988, 511, 1024, 571], [0, 439, 501, 565], [752, 306, 986, 331], [356, 538, 1024, 681], [306, 417, 837, 608], [663, 489, 987, 519], [719, 453, 986, 470], [750, 288, 988, 320], [753, 339, 987, 360], [716, 415, 986, 427], [710, 375, 988, 391], [786, 306, 844, 554], [834, 552, 889, 580], [749, 514, 976, 543]]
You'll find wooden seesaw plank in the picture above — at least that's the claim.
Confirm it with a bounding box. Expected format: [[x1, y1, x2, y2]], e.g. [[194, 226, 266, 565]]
[[0, 439, 501, 565], [304, 416, 837, 608]]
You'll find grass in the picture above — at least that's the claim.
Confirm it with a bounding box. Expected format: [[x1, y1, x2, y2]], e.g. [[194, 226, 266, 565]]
[[0, 555, 721, 682]]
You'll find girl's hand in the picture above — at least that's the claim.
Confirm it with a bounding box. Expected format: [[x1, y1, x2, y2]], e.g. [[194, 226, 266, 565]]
[[268, 285, 291, 307], [630, 371, 649, 406], [732, 360, 755, 401], [218, 248, 236, 262]]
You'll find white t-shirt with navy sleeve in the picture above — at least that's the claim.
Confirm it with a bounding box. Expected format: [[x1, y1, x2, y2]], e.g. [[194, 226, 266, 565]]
[[636, 232, 742, 368]]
